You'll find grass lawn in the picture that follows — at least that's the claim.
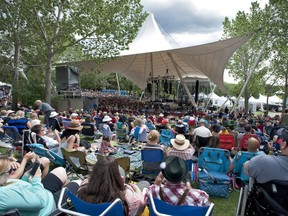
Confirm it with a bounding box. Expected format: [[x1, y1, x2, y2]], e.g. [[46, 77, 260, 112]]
[[210, 189, 240, 216], [191, 181, 240, 216]]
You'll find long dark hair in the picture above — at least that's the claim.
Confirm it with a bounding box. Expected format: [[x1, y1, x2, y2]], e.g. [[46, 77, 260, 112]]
[[60, 129, 79, 139], [77, 156, 128, 213]]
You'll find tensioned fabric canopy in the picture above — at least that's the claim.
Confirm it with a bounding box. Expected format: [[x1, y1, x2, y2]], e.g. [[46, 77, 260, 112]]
[[74, 14, 250, 90]]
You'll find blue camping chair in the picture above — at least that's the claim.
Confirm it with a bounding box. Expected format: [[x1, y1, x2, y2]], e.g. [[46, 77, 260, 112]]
[[197, 147, 231, 198], [26, 144, 66, 167], [57, 188, 125, 216], [233, 151, 261, 183], [3, 125, 25, 156], [198, 147, 230, 173], [148, 192, 214, 216], [141, 147, 165, 175], [159, 129, 174, 147], [2, 125, 23, 146]]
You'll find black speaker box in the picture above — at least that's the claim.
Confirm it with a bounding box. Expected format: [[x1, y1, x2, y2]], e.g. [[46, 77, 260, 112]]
[[56, 66, 80, 90]]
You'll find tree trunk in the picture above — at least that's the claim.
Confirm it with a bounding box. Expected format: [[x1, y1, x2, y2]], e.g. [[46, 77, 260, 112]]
[[12, 39, 20, 110], [244, 73, 249, 113], [45, 45, 53, 104], [283, 71, 288, 113]]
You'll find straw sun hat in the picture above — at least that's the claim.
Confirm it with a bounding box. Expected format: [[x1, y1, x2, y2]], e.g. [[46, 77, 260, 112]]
[[170, 134, 190, 150], [66, 120, 83, 131]]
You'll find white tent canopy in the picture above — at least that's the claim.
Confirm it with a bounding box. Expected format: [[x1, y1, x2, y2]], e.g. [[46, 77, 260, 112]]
[[74, 13, 250, 91]]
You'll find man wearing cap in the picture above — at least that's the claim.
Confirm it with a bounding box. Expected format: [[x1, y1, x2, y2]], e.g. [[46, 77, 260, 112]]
[[168, 134, 195, 160], [34, 100, 54, 127], [244, 129, 288, 183], [145, 156, 210, 207]]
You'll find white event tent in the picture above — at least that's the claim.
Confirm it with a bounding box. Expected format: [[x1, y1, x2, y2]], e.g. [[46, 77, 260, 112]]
[[72, 13, 251, 105]]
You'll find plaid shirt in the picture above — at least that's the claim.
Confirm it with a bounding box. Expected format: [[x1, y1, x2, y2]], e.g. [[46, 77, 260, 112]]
[[146, 182, 210, 207], [167, 147, 195, 160]]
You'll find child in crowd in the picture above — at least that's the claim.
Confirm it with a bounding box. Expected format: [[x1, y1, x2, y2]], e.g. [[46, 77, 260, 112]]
[[100, 136, 117, 155]]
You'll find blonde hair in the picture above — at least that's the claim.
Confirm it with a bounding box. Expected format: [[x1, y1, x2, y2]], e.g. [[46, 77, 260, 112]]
[[15, 110, 25, 118], [0, 156, 9, 185], [30, 112, 38, 120], [147, 130, 160, 143], [135, 118, 143, 126]]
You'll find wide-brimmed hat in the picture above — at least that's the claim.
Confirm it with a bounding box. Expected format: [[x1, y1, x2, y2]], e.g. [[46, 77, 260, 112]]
[[71, 113, 78, 118], [6, 110, 15, 115], [102, 115, 112, 122], [171, 134, 190, 150], [30, 119, 41, 127], [50, 111, 58, 118], [66, 120, 83, 131], [161, 156, 188, 183]]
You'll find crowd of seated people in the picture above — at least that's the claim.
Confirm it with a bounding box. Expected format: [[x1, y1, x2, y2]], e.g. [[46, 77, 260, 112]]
[[0, 103, 288, 215]]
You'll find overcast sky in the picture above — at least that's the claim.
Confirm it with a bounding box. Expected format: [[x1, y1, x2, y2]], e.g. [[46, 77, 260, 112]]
[[140, 0, 268, 83], [141, 0, 268, 47]]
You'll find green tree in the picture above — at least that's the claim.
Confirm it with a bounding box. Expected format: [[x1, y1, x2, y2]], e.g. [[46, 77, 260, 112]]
[[222, 2, 272, 112], [1, 0, 147, 105], [268, 0, 288, 112]]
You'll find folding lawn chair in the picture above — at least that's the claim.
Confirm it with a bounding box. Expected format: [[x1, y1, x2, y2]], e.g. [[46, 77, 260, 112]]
[[26, 143, 66, 167], [233, 151, 260, 184], [219, 134, 235, 151], [57, 187, 125, 216], [3, 126, 23, 148], [239, 134, 260, 151], [141, 147, 165, 176], [159, 129, 174, 148], [61, 148, 95, 179], [148, 192, 214, 216]]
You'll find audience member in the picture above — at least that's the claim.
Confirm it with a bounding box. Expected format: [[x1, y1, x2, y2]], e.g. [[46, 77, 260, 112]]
[[167, 134, 195, 160], [57, 120, 85, 157], [7, 110, 31, 135], [130, 118, 148, 143], [77, 156, 146, 216], [145, 156, 210, 206], [244, 129, 288, 183], [34, 100, 54, 127], [191, 119, 212, 143], [0, 155, 80, 215], [101, 115, 116, 140]]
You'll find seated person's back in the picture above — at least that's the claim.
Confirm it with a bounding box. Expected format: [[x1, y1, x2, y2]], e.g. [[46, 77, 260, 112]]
[[146, 156, 210, 206], [244, 129, 288, 183]]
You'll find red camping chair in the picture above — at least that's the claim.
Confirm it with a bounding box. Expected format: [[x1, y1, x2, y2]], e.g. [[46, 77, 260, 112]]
[[239, 134, 260, 151], [219, 134, 235, 151]]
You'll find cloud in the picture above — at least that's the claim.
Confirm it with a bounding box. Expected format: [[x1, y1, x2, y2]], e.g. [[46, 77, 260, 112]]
[[143, 0, 222, 35], [141, 0, 268, 46]]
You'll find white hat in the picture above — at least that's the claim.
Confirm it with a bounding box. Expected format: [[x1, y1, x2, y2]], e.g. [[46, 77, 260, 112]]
[[102, 115, 112, 122], [171, 134, 190, 150], [159, 113, 164, 117], [30, 119, 41, 127], [50, 111, 58, 118], [6, 110, 15, 115], [71, 113, 78, 117]]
